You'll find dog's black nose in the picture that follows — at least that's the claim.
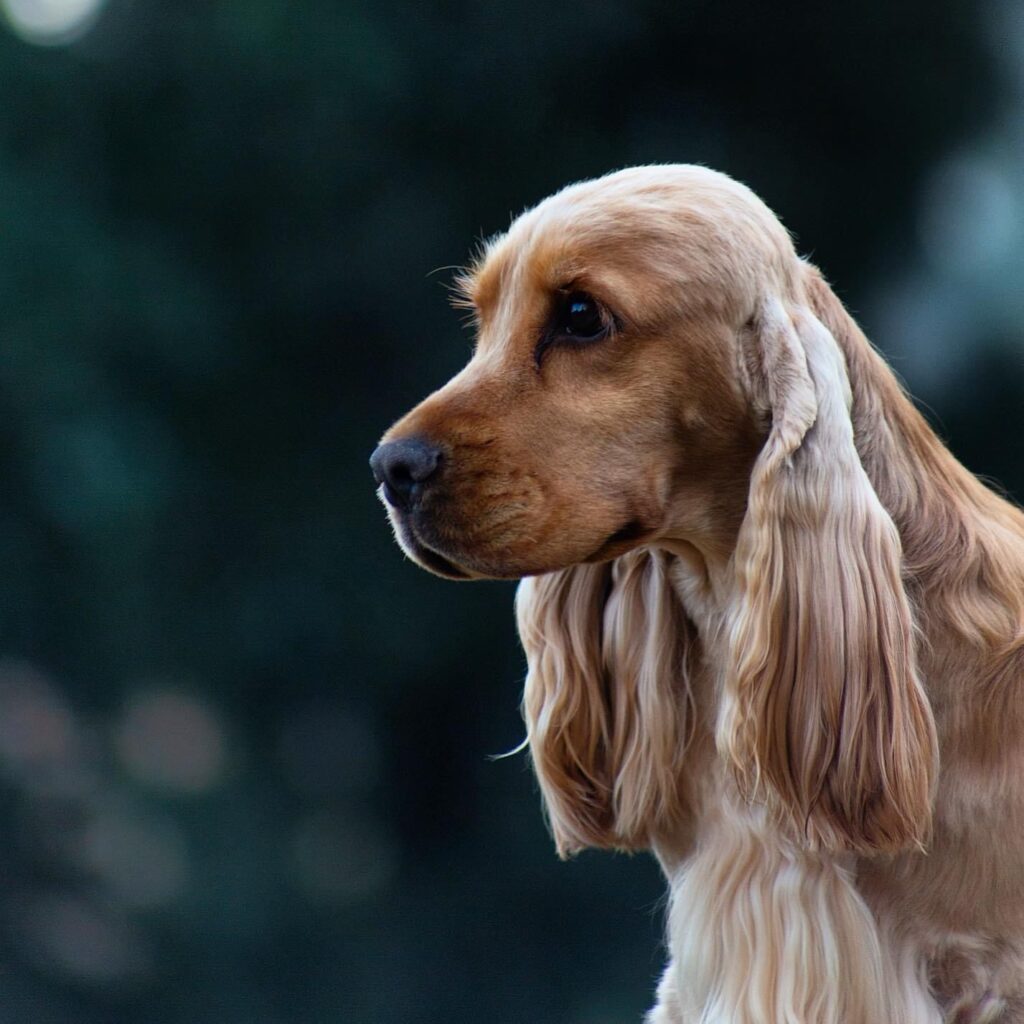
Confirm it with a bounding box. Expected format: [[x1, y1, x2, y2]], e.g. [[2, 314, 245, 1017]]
[[370, 438, 441, 511]]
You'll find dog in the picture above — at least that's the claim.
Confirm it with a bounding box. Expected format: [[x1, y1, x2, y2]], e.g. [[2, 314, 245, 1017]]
[[370, 165, 1024, 1022]]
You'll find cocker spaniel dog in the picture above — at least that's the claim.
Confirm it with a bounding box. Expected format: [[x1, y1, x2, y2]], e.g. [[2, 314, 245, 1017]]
[[370, 166, 1024, 1022]]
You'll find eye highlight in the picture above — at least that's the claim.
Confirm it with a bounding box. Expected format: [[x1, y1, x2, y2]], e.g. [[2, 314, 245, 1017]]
[[536, 290, 614, 366]]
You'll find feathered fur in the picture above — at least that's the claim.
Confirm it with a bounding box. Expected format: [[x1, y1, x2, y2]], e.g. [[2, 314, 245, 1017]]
[[376, 166, 1024, 1022]]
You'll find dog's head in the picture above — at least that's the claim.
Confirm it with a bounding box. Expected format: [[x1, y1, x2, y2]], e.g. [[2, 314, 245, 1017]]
[[370, 166, 785, 580], [372, 166, 936, 857]]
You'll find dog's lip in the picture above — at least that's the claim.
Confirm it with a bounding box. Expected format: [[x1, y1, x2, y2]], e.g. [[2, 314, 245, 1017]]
[[389, 508, 473, 580], [409, 538, 472, 580], [585, 518, 654, 561]]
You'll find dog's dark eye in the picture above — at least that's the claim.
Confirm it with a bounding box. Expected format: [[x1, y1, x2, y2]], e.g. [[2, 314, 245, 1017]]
[[555, 292, 608, 341], [535, 290, 615, 367]]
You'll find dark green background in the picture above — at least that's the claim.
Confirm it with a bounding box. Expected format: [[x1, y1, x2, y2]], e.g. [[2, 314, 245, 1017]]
[[1, 1, 1022, 1021]]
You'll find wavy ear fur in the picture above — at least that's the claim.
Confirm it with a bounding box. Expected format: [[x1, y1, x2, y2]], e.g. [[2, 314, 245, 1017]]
[[719, 285, 938, 853], [518, 550, 695, 856]]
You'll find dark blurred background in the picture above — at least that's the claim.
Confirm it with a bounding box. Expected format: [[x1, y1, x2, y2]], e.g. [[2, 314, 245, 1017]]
[[0, 1, 1022, 1021]]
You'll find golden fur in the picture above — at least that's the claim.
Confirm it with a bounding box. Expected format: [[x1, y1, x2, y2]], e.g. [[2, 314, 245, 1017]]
[[375, 166, 1024, 1022]]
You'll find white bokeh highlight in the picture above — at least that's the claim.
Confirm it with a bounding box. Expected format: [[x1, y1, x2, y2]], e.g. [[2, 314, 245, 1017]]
[[1, 0, 107, 45], [866, 1, 1024, 400]]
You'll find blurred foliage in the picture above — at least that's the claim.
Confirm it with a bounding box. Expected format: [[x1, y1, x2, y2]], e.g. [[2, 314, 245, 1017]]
[[0, 1, 1021, 1021]]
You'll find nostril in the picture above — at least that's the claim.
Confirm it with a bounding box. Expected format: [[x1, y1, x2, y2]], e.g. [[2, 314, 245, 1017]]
[[389, 461, 414, 486], [369, 437, 442, 510]]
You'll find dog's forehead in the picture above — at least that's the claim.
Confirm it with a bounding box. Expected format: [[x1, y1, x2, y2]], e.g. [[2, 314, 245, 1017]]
[[466, 165, 792, 324], [511, 165, 782, 255]]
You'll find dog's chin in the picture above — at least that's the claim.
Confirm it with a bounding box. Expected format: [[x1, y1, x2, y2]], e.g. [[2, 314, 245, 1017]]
[[386, 514, 478, 580], [394, 511, 654, 582], [397, 530, 474, 580]]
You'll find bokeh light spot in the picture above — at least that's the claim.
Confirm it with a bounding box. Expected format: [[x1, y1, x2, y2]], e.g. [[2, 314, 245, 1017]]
[[15, 893, 150, 984], [81, 808, 189, 909], [290, 812, 397, 907], [919, 152, 1021, 279], [116, 689, 227, 794], [0, 659, 95, 797], [1, 0, 107, 45]]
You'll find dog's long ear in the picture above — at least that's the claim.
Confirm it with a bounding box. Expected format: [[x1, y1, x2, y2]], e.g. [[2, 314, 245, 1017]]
[[719, 283, 938, 854], [517, 549, 695, 856]]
